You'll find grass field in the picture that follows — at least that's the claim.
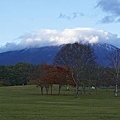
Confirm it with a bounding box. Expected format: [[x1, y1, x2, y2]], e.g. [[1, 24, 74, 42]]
[[0, 85, 120, 120]]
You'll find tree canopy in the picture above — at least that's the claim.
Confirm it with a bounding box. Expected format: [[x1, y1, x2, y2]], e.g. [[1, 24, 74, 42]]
[[53, 43, 96, 97]]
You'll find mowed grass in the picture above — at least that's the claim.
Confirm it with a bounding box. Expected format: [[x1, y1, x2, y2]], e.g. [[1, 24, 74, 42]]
[[0, 85, 120, 120]]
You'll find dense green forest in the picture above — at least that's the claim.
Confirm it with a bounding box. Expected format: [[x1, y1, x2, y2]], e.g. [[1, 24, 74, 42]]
[[0, 62, 35, 86]]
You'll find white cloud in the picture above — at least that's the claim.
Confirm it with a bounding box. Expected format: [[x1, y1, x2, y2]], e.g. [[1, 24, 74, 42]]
[[0, 27, 120, 53]]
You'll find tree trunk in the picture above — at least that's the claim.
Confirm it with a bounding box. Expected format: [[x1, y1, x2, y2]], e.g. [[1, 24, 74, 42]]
[[58, 84, 61, 95], [75, 84, 79, 98], [50, 85, 53, 95], [88, 85, 91, 94], [115, 73, 118, 97], [115, 84, 118, 97], [83, 85, 86, 94], [46, 85, 49, 95], [41, 87, 43, 95], [95, 85, 97, 94]]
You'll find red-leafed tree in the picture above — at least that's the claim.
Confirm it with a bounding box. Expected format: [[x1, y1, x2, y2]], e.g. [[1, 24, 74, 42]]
[[32, 64, 75, 95], [31, 64, 50, 95], [43, 65, 75, 95]]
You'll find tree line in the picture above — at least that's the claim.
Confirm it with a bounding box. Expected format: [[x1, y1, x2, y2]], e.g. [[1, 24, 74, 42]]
[[0, 43, 120, 97]]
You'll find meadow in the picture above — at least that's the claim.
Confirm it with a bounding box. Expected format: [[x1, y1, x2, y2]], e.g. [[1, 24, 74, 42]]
[[0, 85, 120, 120]]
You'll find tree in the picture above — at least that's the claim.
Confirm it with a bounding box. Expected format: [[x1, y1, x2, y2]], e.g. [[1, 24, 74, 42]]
[[53, 42, 96, 97], [11, 62, 34, 85], [108, 49, 120, 96], [0, 65, 12, 86], [43, 65, 75, 95], [0, 63, 34, 86], [32, 64, 48, 95]]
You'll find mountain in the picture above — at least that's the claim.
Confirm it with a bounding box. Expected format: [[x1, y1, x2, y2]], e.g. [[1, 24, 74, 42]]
[[0, 45, 62, 65], [0, 43, 118, 66], [91, 43, 117, 66]]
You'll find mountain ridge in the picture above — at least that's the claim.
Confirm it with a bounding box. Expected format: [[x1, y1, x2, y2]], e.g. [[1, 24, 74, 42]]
[[0, 43, 118, 66]]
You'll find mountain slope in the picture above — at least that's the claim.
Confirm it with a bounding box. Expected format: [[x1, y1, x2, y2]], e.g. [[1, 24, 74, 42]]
[[0, 46, 62, 65], [91, 43, 117, 66], [0, 43, 118, 66]]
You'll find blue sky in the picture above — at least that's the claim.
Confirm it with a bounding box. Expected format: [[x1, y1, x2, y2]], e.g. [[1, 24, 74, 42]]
[[0, 0, 120, 52]]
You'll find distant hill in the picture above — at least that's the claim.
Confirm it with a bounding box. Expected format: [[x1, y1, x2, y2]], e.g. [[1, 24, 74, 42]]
[[0, 43, 118, 66]]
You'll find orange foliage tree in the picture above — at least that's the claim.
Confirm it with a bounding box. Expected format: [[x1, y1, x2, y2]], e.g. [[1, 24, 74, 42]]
[[42, 65, 75, 95], [32, 64, 75, 95], [31, 64, 49, 95]]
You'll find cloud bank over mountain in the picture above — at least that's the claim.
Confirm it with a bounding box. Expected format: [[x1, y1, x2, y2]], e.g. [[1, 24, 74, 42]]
[[0, 27, 120, 53]]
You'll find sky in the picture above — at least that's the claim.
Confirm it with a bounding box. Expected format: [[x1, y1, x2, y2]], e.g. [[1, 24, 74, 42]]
[[0, 0, 120, 53]]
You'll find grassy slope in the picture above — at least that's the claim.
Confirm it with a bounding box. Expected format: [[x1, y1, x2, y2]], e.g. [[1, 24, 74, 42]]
[[0, 85, 120, 120]]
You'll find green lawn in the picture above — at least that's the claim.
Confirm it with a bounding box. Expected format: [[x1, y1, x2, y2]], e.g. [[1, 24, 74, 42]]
[[0, 85, 120, 120]]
